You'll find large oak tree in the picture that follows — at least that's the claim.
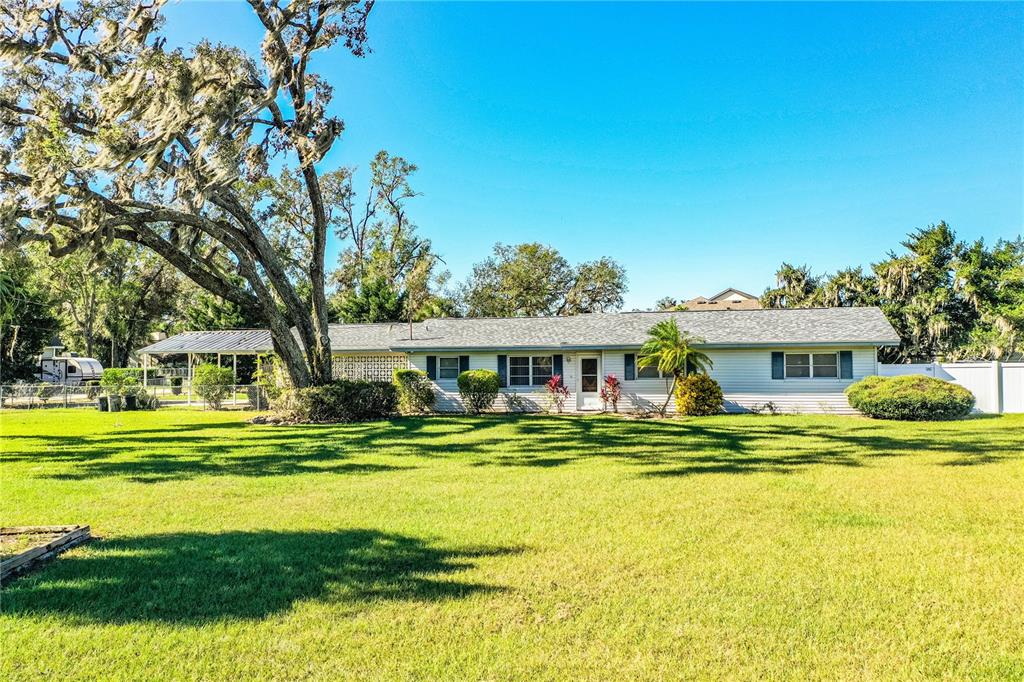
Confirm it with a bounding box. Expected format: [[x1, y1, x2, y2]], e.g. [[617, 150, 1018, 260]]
[[0, 0, 374, 386]]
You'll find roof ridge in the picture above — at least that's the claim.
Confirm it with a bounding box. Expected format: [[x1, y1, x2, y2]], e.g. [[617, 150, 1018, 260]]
[[423, 306, 878, 323]]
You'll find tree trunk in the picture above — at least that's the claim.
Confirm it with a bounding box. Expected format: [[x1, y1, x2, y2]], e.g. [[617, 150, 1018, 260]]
[[660, 374, 678, 416], [301, 165, 334, 386]]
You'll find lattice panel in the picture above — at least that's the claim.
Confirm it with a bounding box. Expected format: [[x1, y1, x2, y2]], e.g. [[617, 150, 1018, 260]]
[[331, 354, 409, 382]]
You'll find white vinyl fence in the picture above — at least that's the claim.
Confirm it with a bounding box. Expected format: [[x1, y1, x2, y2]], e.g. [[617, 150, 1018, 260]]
[[879, 362, 1024, 414]]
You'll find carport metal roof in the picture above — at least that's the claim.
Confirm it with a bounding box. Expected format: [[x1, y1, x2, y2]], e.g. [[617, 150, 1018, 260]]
[[136, 329, 274, 355]]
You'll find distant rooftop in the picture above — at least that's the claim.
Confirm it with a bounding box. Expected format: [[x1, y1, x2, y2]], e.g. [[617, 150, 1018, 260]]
[[683, 287, 762, 311]]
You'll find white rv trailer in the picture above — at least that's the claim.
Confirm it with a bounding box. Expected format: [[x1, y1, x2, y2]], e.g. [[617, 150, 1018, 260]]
[[36, 342, 104, 385]]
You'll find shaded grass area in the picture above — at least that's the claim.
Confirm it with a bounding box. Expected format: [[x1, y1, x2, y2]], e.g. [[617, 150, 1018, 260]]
[[2, 530, 516, 624], [1, 410, 1023, 680]]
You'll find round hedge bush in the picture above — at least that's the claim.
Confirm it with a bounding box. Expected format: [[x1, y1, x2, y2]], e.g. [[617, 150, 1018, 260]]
[[674, 373, 724, 416], [457, 369, 500, 414], [845, 375, 974, 421], [393, 368, 436, 414]]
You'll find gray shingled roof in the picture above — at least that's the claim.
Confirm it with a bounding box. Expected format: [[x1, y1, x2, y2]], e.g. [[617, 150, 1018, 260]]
[[137, 307, 899, 355], [391, 307, 900, 350], [137, 329, 274, 355], [325, 322, 421, 351]]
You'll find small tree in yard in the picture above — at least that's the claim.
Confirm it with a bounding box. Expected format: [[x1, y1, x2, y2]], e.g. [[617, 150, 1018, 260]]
[[545, 374, 570, 414], [100, 368, 139, 398], [457, 369, 500, 414], [638, 319, 713, 416], [600, 373, 622, 412], [193, 364, 234, 410]]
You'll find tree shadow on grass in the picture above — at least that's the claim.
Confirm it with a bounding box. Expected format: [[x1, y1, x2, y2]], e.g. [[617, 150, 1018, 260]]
[[6, 414, 1020, 481], [1, 530, 520, 624], [48, 448, 413, 483]]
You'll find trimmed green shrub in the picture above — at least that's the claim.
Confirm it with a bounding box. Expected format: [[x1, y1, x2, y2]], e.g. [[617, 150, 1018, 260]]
[[100, 368, 139, 396], [457, 369, 500, 414], [170, 377, 183, 395], [192, 364, 234, 410], [845, 375, 974, 420], [393, 369, 435, 414], [285, 380, 398, 423], [674, 373, 724, 416]]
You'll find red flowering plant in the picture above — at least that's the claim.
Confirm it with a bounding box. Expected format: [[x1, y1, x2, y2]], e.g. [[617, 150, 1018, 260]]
[[600, 373, 622, 412], [545, 374, 570, 413]]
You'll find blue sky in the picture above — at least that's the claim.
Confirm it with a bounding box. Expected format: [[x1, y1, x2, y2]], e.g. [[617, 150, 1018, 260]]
[[163, 1, 1023, 309]]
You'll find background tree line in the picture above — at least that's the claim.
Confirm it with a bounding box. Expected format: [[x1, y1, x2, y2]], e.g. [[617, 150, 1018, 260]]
[[759, 222, 1023, 362], [0, 141, 628, 380]]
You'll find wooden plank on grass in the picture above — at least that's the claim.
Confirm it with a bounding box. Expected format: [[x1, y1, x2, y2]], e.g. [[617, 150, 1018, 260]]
[[0, 525, 92, 582]]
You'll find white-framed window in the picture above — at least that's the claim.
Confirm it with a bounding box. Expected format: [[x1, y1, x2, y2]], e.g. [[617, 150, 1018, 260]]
[[811, 352, 838, 378], [785, 352, 838, 379], [438, 356, 460, 380], [637, 355, 667, 379], [508, 355, 553, 386]]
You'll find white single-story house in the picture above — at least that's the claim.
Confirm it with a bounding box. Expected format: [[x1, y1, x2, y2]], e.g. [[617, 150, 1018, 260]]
[[138, 307, 901, 414]]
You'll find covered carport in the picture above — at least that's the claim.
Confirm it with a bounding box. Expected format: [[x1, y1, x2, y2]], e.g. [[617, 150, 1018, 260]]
[[136, 329, 274, 405]]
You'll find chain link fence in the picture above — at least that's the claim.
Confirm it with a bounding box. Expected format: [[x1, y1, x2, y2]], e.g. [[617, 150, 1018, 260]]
[[0, 383, 271, 411]]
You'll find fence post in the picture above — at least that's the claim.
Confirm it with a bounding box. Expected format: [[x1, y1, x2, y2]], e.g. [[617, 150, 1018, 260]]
[[993, 360, 1003, 414], [63, 385, 68, 408]]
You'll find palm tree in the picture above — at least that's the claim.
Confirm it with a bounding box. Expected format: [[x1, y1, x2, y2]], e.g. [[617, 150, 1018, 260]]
[[637, 319, 713, 415]]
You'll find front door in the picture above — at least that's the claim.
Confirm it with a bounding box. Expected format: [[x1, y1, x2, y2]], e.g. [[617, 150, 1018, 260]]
[[577, 355, 602, 410]]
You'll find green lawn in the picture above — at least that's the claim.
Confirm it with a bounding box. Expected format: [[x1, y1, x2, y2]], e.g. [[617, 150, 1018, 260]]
[[2, 409, 1022, 680]]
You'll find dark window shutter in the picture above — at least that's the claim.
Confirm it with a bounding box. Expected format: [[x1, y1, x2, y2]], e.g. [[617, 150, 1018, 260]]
[[624, 353, 636, 381], [459, 355, 470, 373], [839, 351, 853, 379], [426, 355, 437, 380], [771, 352, 784, 380], [553, 354, 563, 384], [497, 355, 507, 387]]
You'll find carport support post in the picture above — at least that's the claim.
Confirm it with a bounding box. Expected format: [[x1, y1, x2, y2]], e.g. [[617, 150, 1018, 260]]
[[187, 353, 193, 406], [233, 353, 238, 406], [142, 354, 148, 389]]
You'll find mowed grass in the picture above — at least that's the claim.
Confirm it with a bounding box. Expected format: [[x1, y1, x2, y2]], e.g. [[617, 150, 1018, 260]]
[[1, 409, 1023, 680]]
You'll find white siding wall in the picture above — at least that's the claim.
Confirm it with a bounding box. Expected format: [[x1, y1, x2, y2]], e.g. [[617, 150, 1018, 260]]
[[408, 347, 878, 414], [606, 346, 876, 415], [408, 352, 574, 413]]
